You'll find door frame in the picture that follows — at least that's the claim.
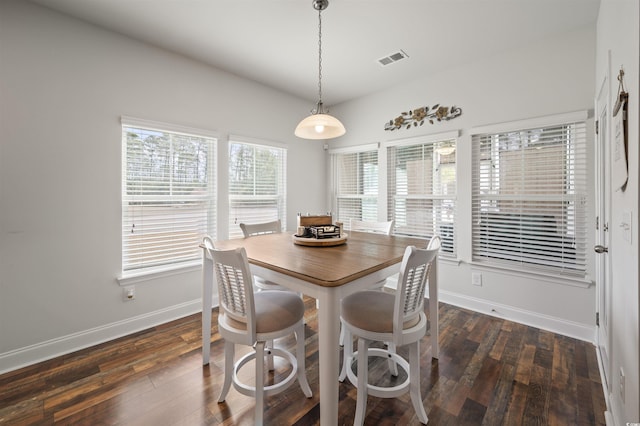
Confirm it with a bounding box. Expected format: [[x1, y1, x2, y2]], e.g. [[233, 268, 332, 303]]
[[595, 60, 613, 397]]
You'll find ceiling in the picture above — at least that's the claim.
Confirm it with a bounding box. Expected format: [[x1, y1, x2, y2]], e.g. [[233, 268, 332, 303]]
[[30, 0, 600, 105]]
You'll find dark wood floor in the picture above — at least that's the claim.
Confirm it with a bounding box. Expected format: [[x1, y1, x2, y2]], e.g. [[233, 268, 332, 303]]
[[0, 298, 606, 425]]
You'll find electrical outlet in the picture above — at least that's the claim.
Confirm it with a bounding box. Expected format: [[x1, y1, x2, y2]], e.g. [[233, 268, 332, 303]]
[[619, 367, 625, 403], [472, 272, 482, 286], [123, 286, 135, 301]]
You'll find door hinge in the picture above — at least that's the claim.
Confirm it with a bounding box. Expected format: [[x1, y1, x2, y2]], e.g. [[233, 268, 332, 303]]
[[595, 120, 599, 135], [596, 312, 600, 327]]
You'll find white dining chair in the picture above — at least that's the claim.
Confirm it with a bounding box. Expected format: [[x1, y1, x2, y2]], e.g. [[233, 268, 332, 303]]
[[339, 243, 439, 425], [207, 245, 312, 425], [349, 218, 394, 235], [240, 219, 282, 238], [203, 234, 215, 250], [239, 220, 288, 292], [376, 234, 441, 375]]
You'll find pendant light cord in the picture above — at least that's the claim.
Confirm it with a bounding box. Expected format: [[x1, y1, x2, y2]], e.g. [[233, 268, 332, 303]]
[[317, 6, 323, 108]]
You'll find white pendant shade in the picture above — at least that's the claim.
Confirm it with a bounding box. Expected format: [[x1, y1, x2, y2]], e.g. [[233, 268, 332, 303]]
[[436, 145, 456, 156], [295, 113, 346, 139]]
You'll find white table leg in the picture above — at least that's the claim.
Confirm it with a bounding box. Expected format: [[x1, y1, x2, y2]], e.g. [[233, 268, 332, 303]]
[[317, 288, 340, 426], [202, 250, 213, 365]]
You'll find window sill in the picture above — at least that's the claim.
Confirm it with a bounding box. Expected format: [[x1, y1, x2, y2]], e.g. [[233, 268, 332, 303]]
[[118, 261, 202, 286], [468, 261, 593, 288]]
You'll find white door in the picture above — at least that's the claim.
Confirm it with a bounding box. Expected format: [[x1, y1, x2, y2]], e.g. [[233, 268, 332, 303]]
[[595, 73, 612, 391]]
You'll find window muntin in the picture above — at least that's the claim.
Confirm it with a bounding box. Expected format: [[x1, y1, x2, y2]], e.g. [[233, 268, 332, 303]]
[[228, 140, 286, 239], [122, 123, 216, 272], [332, 150, 379, 226], [471, 122, 587, 276], [387, 139, 457, 256]]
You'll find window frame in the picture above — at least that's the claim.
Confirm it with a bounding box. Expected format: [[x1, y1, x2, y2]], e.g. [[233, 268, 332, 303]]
[[329, 144, 380, 227], [385, 131, 459, 257], [470, 111, 589, 280], [119, 117, 217, 282]]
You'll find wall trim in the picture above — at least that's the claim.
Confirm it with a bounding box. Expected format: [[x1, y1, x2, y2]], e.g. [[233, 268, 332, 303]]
[[0, 296, 218, 375], [595, 344, 615, 426], [470, 110, 589, 135], [439, 290, 596, 343]]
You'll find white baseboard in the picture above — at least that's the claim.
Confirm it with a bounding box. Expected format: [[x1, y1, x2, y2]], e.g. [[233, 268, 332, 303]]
[[439, 290, 596, 343], [603, 410, 616, 426], [0, 296, 218, 375], [596, 345, 615, 426]]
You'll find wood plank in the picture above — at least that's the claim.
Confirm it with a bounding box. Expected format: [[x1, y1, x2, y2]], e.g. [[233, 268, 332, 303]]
[[501, 322, 528, 366], [488, 329, 510, 361], [458, 397, 488, 425], [0, 397, 45, 425], [502, 380, 529, 425], [523, 364, 551, 424], [481, 363, 515, 425], [514, 344, 537, 385], [461, 320, 502, 388], [468, 357, 502, 407], [550, 335, 584, 425]]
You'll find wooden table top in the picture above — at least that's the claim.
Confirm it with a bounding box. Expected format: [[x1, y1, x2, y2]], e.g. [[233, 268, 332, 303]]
[[213, 231, 427, 287]]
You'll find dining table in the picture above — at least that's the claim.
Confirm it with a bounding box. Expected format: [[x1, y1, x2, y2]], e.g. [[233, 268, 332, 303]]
[[201, 230, 439, 426]]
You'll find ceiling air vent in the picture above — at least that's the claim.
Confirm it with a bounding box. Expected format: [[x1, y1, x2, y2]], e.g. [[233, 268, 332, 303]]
[[377, 50, 409, 67]]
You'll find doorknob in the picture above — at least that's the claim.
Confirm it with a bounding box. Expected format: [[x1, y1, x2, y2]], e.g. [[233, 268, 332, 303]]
[[594, 245, 608, 254]]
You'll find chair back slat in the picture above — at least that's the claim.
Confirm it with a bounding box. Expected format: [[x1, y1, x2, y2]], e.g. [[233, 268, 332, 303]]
[[209, 247, 256, 338], [394, 244, 439, 334], [403, 263, 428, 314], [215, 263, 248, 316]]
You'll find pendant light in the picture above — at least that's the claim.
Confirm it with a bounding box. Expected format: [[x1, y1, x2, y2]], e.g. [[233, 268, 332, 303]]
[[295, 0, 346, 140], [436, 142, 456, 156]]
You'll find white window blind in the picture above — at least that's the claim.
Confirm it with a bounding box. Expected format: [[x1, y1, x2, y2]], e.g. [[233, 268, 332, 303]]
[[122, 122, 216, 272], [387, 139, 457, 256], [331, 149, 379, 226], [471, 120, 587, 276], [228, 140, 286, 239]]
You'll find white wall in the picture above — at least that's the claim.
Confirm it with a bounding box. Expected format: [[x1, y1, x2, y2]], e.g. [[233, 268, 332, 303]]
[[596, 1, 640, 423], [330, 26, 598, 340], [0, 0, 327, 372]]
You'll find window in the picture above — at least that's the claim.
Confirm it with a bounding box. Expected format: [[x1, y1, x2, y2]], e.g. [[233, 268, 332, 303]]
[[387, 137, 457, 256], [330, 147, 379, 226], [122, 119, 216, 273], [471, 114, 587, 277], [228, 139, 286, 239]]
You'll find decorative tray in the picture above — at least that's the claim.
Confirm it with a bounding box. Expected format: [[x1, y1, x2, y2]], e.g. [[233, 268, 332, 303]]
[[292, 233, 348, 247]]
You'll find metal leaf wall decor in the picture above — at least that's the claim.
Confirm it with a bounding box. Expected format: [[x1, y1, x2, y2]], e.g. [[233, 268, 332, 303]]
[[384, 104, 462, 131]]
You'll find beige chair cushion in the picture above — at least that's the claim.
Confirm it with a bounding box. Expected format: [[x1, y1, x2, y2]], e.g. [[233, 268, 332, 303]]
[[227, 290, 305, 334], [341, 290, 419, 333]]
